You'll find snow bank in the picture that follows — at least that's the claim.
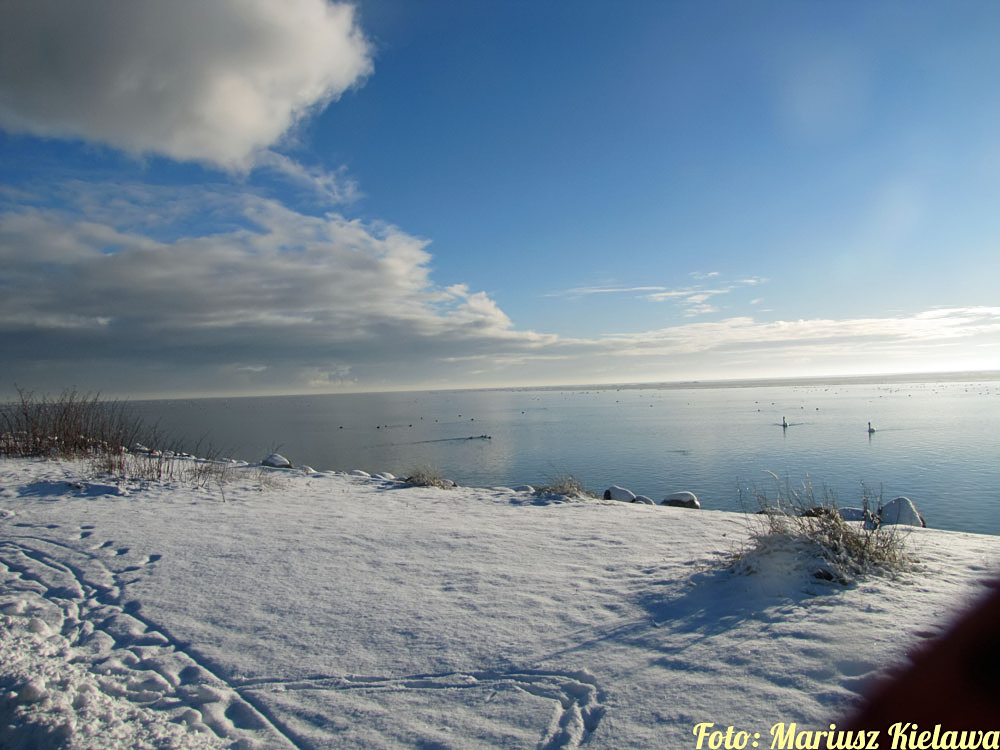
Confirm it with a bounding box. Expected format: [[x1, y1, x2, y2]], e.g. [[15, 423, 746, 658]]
[[2, 457, 999, 748]]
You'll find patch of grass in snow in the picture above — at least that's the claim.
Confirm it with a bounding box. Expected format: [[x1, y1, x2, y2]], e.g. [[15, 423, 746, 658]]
[[1, 387, 150, 460], [534, 474, 597, 500], [93, 449, 227, 485], [93, 450, 289, 498], [733, 473, 913, 585], [403, 465, 457, 489], [0, 387, 272, 499]]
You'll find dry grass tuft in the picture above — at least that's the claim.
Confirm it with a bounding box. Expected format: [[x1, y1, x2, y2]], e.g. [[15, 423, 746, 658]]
[[1, 387, 148, 459], [1, 387, 273, 500], [733, 473, 913, 585], [534, 474, 596, 500], [404, 466, 457, 489]]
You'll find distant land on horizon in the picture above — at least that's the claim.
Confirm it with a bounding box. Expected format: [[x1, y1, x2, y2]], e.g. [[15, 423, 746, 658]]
[[120, 369, 1000, 403], [475, 369, 1000, 394]]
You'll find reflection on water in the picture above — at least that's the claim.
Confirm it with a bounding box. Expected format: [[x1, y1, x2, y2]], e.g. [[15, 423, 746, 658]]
[[131, 377, 1000, 535]]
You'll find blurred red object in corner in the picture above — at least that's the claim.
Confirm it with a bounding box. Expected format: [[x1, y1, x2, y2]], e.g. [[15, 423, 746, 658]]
[[847, 580, 1000, 730]]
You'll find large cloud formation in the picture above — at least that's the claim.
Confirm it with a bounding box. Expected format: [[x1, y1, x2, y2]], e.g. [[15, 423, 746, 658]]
[[0, 186, 557, 394], [2, 185, 999, 396], [0, 0, 372, 168]]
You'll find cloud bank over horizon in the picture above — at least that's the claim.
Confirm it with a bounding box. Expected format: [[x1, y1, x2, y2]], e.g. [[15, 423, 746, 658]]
[[2, 182, 998, 397]]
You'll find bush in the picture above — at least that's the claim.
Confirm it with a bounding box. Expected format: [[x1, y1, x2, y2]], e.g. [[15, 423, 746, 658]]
[[1, 387, 148, 459], [90, 448, 231, 486], [733, 473, 913, 585], [534, 474, 596, 499], [404, 466, 456, 489], [0, 387, 245, 490]]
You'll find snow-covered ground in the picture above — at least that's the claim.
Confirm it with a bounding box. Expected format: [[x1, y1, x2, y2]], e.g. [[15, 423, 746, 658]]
[[2, 457, 998, 749]]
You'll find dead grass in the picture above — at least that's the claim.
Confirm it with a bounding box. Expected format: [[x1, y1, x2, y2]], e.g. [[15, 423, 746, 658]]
[[733, 473, 913, 585], [534, 474, 597, 500], [403, 466, 457, 489], [1, 387, 149, 459], [1, 387, 277, 500]]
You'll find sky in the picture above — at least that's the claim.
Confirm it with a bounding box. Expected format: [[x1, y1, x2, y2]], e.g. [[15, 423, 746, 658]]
[[2, 0, 1000, 399]]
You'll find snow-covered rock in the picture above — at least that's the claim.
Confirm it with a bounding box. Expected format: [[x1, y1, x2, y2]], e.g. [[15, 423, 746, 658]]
[[349, 469, 371, 477], [604, 485, 636, 502], [632, 495, 655, 505], [512, 484, 535, 493], [261, 453, 292, 468], [880, 496, 926, 527], [373, 472, 396, 481], [662, 491, 700, 509]]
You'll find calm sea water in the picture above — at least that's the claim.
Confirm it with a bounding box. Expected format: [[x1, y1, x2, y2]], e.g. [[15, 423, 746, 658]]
[[131, 377, 1000, 535]]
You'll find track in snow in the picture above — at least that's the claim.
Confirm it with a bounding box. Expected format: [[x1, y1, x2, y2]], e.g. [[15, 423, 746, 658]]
[[1, 528, 606, 749]]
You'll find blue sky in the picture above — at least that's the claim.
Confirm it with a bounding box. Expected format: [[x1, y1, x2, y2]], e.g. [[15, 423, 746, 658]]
[[2, 1, 999, 398]]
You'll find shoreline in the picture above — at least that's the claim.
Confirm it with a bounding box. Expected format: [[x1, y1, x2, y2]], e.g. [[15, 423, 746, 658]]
[[6, 375, 1000, 536]]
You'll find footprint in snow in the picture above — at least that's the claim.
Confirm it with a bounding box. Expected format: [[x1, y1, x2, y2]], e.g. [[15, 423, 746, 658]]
[[95, 541, 129, 556], [122, 555, 161, 573], [1, 538, 286, 747]]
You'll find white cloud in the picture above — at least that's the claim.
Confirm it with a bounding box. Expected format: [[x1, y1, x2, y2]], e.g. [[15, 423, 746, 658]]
[[682, 304, 719, 317], [552, 277, 768, 318], [594, 309, 1000, 358], [547, 285, 668, 298], [0, 0, 372, 169], [1, 186, 997, 396], [256, 151, 362, 206], [0, 187, 558, 393], [641, 290, 689, 301]]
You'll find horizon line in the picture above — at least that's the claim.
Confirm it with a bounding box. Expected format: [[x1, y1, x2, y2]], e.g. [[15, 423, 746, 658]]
[[86, 367, 1000, 402]]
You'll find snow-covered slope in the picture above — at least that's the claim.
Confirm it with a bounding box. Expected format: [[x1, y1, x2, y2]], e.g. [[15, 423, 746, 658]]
[[2, 458, 998, 748]]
